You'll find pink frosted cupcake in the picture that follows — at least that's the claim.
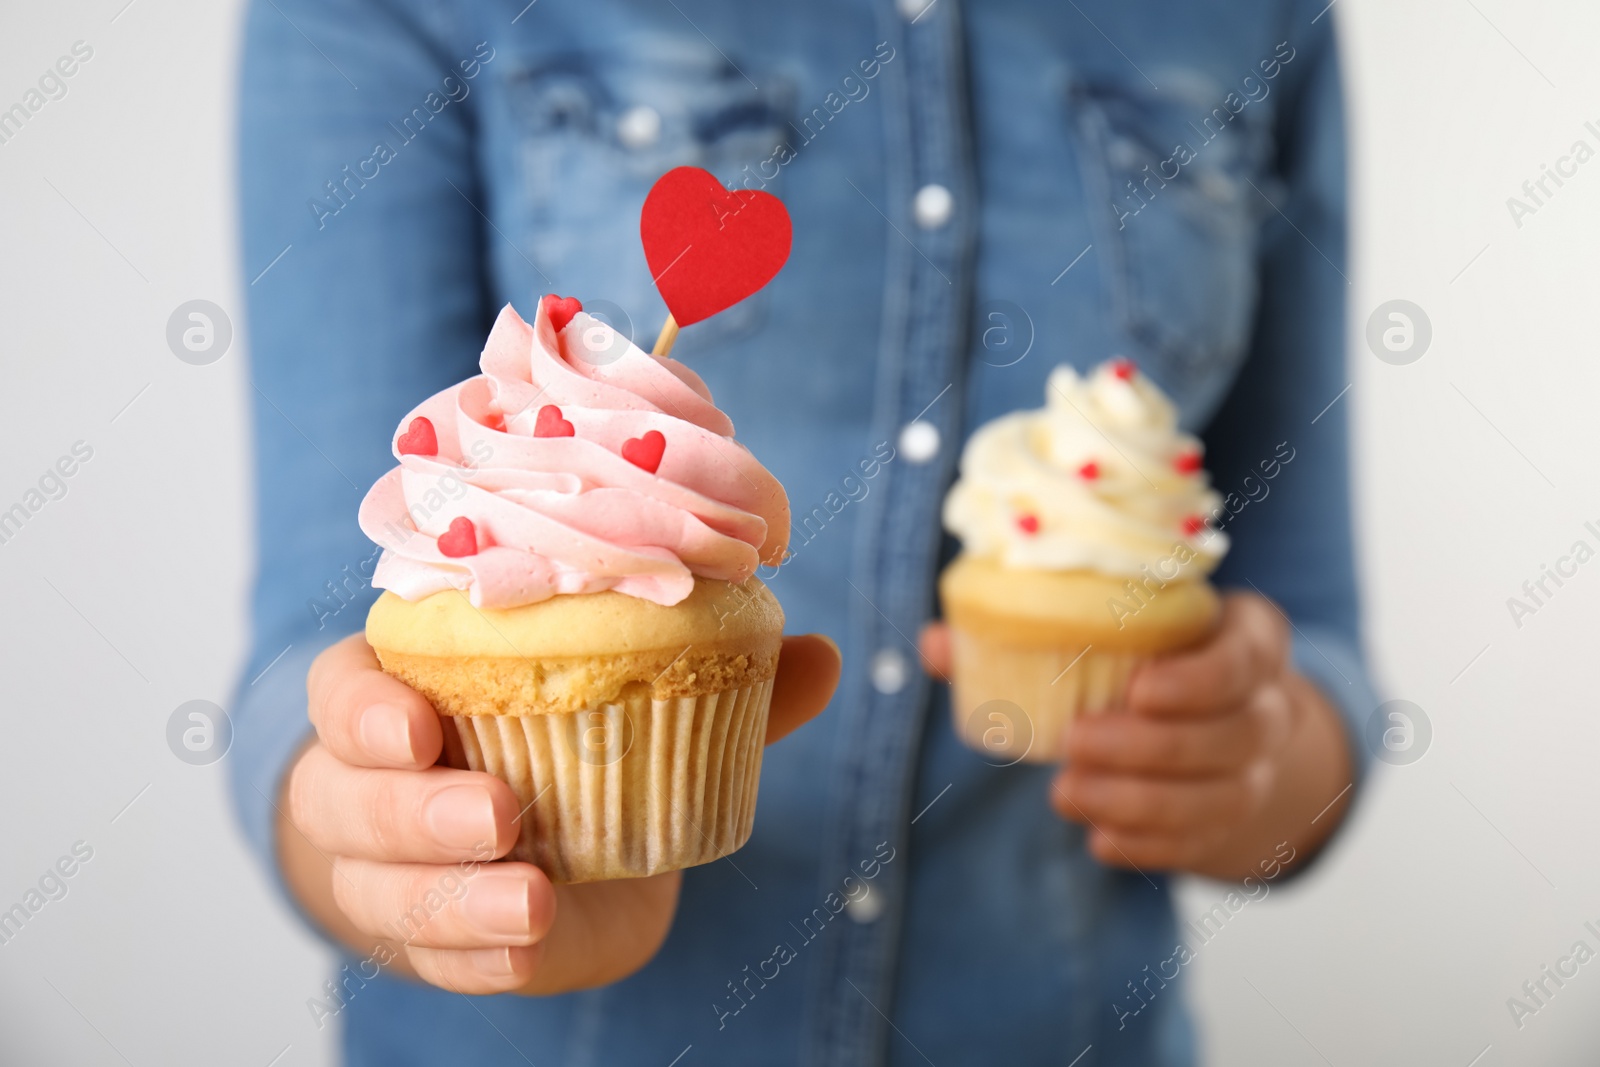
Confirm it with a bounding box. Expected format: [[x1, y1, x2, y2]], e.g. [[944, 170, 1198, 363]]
[[359, 296, 789, 882]]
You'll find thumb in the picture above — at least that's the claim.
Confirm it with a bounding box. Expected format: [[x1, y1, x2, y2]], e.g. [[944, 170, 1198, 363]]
[[766, 634, 842, 744]]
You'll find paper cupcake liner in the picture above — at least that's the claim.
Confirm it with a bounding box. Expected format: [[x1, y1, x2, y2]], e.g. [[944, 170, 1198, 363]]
[[439, 679, 773, 883], [947, 627, 1142, 764]]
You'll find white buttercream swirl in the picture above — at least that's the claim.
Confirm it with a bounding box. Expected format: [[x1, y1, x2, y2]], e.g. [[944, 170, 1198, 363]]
[[943, 360, 1227, 578]]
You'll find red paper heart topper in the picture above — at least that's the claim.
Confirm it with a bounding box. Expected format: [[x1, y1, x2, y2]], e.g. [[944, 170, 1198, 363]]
[[640, 167, 792, 328]]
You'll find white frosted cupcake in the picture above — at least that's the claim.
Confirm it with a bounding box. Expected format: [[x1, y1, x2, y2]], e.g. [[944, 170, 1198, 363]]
[[940, 359, 1228, 763]]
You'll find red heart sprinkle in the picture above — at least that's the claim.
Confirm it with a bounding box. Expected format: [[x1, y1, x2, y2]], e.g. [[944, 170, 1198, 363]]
[[437, 517, 479, 558], [534, 404, 575, 438], [541, 293, 583, 332], [396, 416, 437, 456], [1111, 358, 1137, 381], [1181, 515, 1206, 537], [1016, 514, 1040, 535], [1174, 451, 1202, 474], [1078, 461, 1100, 480], [640, 167, 793, 327], [621, 430, 666, 473]]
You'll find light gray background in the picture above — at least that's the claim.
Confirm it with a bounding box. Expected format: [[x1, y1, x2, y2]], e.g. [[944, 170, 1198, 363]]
[[2, 1, 1596, 1064]]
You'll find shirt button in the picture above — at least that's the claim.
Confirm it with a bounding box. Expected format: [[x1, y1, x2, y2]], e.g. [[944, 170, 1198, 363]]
[[1107, 137, 1142, 171], [898, 420, 940, 464], [846, 887, 885, 924], [1196, 168, 1238, 203], [616, 105, 662, 149], [870, 648, 909, 695], [912, 183, 953, 229], [896, 0, 936, 21]]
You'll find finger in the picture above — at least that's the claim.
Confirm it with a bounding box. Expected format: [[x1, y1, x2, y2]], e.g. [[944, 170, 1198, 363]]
[[1246, 681, 1296, 757], [1083, 827, 1223, 872], [1050, 769, 1254, 835], [519, 872, 683, 995], [405, 944, 543, 996], [1126, 594, 1288, 719], [1063, 711, 1264, 778], [917, 622, 952, 680], [307, 633, 443, 770], [286, 744, 522, 862], [332, 858, 555, 950], [766, 634, 842, 744]]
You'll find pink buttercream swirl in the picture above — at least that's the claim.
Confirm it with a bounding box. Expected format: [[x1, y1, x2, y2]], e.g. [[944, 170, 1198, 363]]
[[358, 300, 789, 608]]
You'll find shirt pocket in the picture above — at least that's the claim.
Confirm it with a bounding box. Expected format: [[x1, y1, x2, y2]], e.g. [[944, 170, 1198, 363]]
[[1066, 73, 1275, 405], [504, 44, 794, 355]]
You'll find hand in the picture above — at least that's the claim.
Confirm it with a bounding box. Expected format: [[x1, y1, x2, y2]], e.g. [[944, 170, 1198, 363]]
[[279, 631, 840, 996], [920, 593, 1353, 880]]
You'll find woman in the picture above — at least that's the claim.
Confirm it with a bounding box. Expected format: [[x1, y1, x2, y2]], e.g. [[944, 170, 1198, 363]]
[[232, 0, 1370, 1062]]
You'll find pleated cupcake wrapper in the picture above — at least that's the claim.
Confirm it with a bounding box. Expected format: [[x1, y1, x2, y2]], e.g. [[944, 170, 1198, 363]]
[[440, 679, 773, 884], [947, 628, 1142, 765]]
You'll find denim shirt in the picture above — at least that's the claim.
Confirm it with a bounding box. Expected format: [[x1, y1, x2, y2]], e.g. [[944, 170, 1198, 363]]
[[233, 1, 1374, 1064]]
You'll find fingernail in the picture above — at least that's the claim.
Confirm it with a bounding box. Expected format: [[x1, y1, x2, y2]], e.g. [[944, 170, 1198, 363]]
[[359, 704, 413, 764], [425, 785, 498, 852], [463, 946, 519, 978], [462, 872, 534, 941]]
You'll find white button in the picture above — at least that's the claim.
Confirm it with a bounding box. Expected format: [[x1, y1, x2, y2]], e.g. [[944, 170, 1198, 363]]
[[896, 0, 936, 21], [846, 887, 884, 924], [870, 648, 909, 695], [617, 105, 662, 149], [912, 183, 953, 229], [898, 420, 940, 464], [1107, 137, 1142, 171], [1196, 168, 1237, 203]]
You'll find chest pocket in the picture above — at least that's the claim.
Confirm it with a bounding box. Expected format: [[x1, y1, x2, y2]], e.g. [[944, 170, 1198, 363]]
[[506, 44, 793, 355], [1067, 73, 1275, 407]]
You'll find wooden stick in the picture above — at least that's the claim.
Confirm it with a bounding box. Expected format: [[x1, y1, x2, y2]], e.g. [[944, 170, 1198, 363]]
[[652, 314, 679, 358]]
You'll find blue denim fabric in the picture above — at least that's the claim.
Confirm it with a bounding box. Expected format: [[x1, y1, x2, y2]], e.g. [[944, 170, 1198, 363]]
[[233, 1, 1373, 1063]]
